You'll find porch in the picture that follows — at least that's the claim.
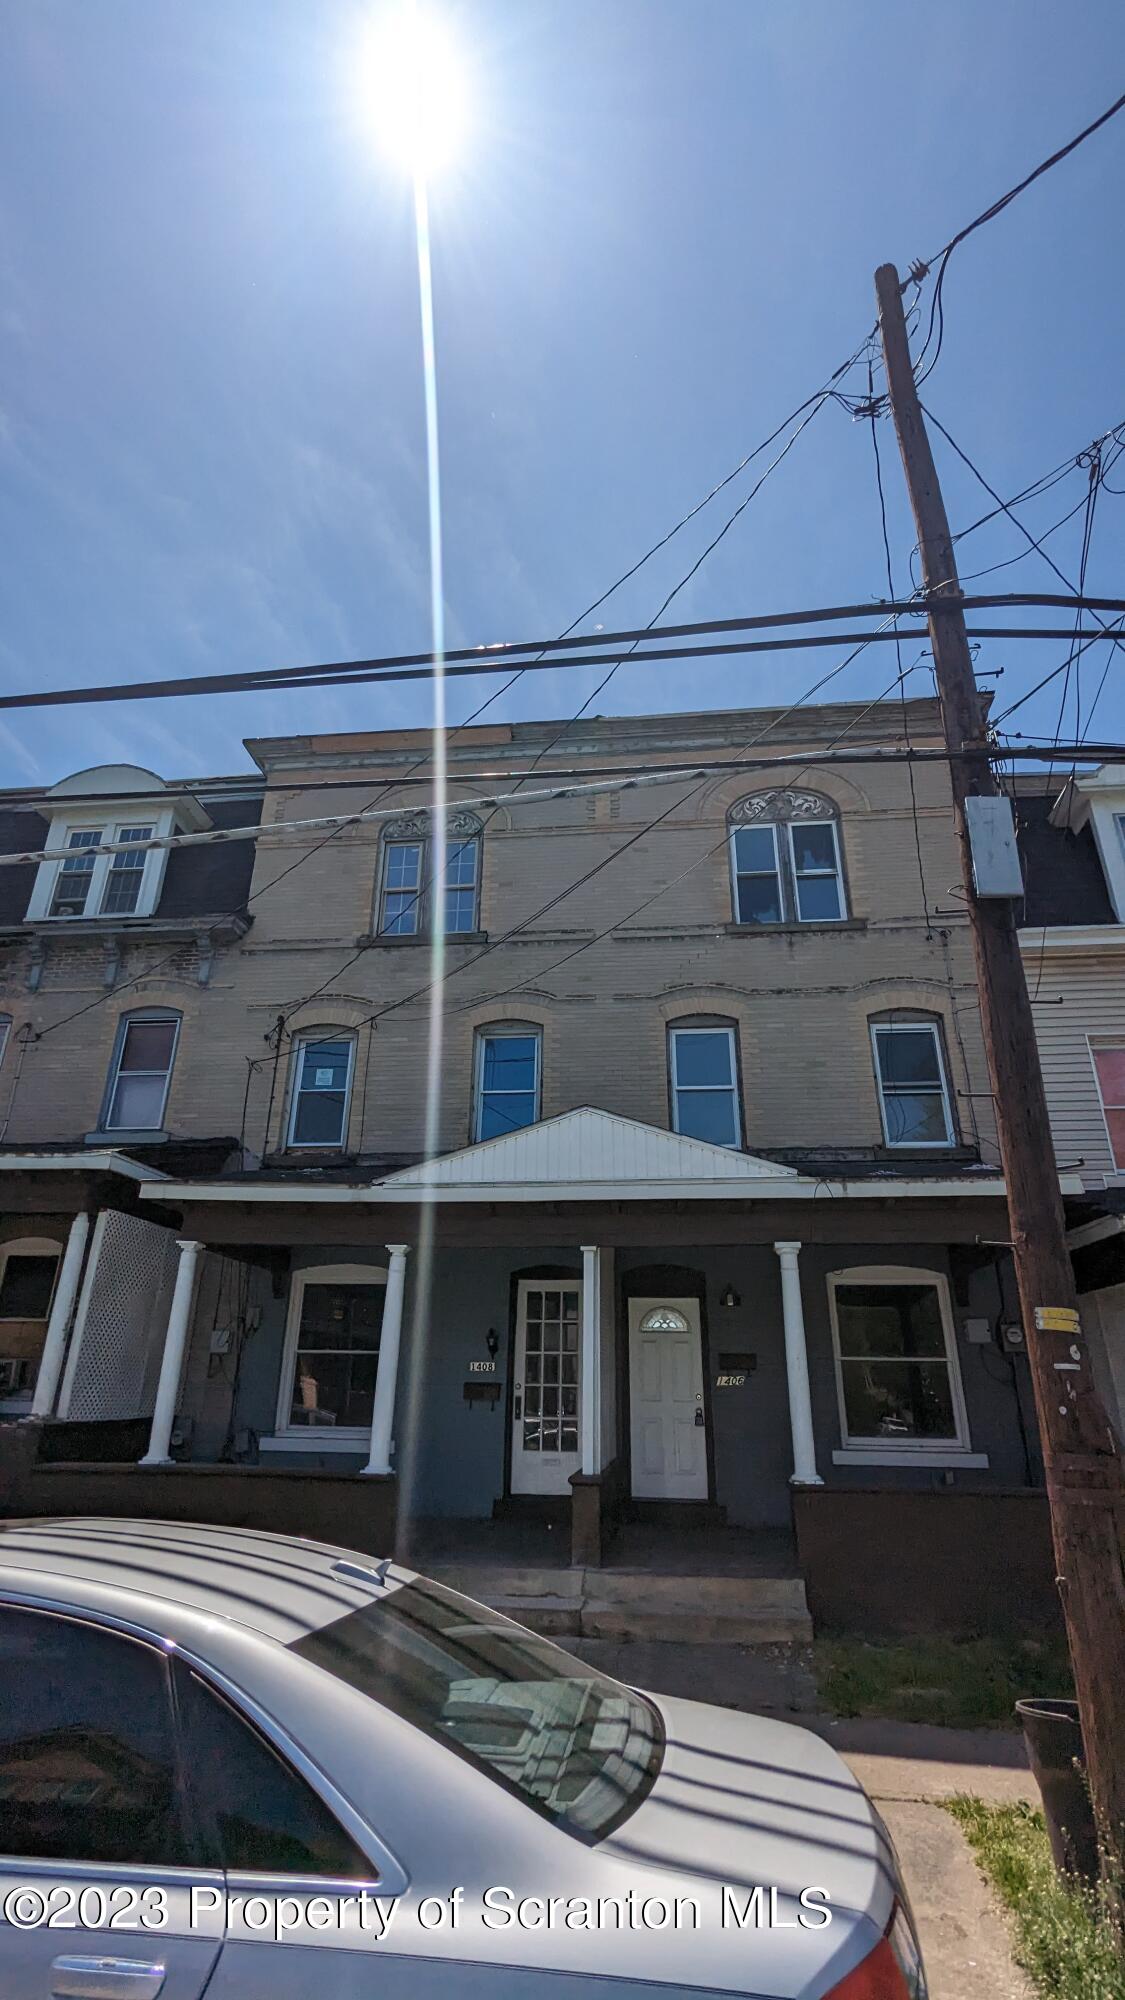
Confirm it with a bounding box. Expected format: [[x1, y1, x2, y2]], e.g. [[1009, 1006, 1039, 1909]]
[[0, 1110, 1066, 1634]]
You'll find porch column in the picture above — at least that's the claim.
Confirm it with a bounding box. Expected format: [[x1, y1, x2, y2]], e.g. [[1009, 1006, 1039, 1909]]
[[580, 1244, 602, 1476], [31, 1211, 91, 1418], [362, 1243, 409, 1477], [774, 1240, 822, 1486], [140, 1240, 204, 1466]]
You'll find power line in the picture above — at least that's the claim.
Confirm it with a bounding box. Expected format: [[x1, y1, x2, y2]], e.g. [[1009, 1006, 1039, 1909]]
[[911, 86, 1125, 386], [5, 592, 1124, 718]]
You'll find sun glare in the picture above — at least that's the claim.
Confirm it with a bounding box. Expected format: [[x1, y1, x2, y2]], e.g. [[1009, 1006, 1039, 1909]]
[[358, 4, 468, 178]]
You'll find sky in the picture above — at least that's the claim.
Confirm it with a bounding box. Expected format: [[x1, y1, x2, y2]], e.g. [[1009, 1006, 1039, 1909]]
[[0, 0, 1122, 788]]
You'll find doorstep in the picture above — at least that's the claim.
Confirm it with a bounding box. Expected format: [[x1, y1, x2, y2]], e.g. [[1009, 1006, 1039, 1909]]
[[426, 1560, 813, 1645]]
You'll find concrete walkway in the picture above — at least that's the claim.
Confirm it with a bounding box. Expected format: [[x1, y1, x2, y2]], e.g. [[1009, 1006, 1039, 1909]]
[[575, 1639, 1036, 2000]]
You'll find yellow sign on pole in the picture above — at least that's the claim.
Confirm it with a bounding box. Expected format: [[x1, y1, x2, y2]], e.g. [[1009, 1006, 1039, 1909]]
[[1034, 1307, 1081, 1334]]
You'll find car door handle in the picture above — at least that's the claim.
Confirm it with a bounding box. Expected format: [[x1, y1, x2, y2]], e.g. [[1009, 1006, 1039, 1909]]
[[51, 1957, 166, 2000]]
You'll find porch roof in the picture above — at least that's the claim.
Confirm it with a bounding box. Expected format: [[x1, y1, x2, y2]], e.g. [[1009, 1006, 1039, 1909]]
[[138, 1107, 1046, 1205], [0, 1148, 167, 1184]]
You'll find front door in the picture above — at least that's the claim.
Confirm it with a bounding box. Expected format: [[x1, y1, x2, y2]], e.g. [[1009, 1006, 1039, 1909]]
[[628, 1296, 708, 1500], [510, 1279, 582, 1495]]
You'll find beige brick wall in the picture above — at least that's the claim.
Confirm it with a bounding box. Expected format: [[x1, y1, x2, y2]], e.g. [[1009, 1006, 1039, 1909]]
[[0, 700, 998, 1166]]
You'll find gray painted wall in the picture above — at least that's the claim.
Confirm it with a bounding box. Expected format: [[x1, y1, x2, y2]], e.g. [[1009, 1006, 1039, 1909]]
[[190, 1238, 1039, 1516]]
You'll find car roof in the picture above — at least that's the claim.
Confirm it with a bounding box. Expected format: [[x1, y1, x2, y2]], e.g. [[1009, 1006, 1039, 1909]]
[[0, 1517, 395, 1643]]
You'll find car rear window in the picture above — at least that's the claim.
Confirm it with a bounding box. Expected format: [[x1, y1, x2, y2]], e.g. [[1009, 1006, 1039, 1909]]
[[289, 1575, 662, 1841]]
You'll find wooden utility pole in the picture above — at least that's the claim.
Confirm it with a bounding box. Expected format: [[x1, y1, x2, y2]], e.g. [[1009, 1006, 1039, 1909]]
[[876, 263, 1125, 1884]]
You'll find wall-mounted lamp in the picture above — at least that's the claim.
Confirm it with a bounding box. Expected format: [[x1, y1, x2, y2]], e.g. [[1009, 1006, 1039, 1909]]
[[485, 1327, 499, 1358], [720, 1285, 741, 1310]]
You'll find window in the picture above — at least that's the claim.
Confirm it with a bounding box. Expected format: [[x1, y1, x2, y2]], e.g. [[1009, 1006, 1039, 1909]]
[[376, 813, 482, 938], [474, 1027, 541, 1140], [178, 1669, 369, 1875], [1091, 1044, 1125, 1169], [49, 828, 102, 917], [290, 1573, 661, 1841], [0, 1252, 58, 1320], [100, 824, 154, 915], [0, 1238, 60, 1405], [277, 1267, 386, 1437], [871, 1019, 955, 1148], [728, 790, 846, 926], [669, 1024, 741, 1148], [102, 1011, 180, 1131], [828, 1267, 969, 1452], [0, 1607, 186, 1864], [0, 1016, 10, 1069], [287, 1034, 355, 1149]]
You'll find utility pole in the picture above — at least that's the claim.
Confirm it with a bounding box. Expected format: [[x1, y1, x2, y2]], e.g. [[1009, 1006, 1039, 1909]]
[[876, 262, 1125, 1885]]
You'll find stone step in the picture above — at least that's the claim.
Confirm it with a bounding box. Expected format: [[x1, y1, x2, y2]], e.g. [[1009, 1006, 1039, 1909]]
[[430, 1564, 812, 1647], [579, 1602, 813, 1646]]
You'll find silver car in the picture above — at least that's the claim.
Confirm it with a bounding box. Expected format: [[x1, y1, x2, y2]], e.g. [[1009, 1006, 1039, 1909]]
[[0, 1519, 926, 1999]]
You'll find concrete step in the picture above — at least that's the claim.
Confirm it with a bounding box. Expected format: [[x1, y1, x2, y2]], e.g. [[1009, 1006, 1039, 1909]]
[[579, 1602, 812, 1645], [429, 1562, 812, 1646]]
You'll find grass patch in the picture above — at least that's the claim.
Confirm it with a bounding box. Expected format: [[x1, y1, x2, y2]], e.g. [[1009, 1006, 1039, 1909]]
[[948, 1797, 1124, 2000], [814, 1633, 1073, 1728]]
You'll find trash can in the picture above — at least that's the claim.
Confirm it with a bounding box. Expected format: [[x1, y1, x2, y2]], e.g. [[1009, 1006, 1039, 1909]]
[[1015, 1698, 1099, 1884]]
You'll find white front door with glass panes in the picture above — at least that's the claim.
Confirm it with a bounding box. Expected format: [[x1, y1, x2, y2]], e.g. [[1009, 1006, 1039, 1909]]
[[279, 1271, 385, 1441], [511, 1279, 581, 1494]]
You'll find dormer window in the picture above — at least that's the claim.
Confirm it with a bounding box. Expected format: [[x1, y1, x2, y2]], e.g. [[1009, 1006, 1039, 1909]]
[[24, 766, 210, 926]]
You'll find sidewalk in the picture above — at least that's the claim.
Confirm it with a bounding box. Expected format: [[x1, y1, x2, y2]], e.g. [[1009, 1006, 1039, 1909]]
[[575, 1638, 1035, 2000]]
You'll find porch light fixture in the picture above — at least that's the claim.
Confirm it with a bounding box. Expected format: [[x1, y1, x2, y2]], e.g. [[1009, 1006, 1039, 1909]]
[[720, 1285, 741, 1309]]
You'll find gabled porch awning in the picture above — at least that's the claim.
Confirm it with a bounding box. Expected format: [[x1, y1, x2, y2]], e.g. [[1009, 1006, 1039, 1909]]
[[139, 1106, 1043, 1205]]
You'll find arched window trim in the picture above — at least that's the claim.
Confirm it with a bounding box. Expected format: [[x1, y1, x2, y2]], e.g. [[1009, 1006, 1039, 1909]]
[[727, 790, 846, 927], [639, 1306, 690, 1333], [376, 811, 483, 940], [99, 1008, 181, 1134], [285, 1028, 358, 1152]]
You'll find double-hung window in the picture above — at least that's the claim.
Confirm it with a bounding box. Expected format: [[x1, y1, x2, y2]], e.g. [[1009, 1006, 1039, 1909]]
[[828, 1267, 969, 1453], [50, 829, 102, 917], [728, 793, 846, 926], [1090, 1043, 1125, 1169], [871, 1020, 955, 1148], [45, 822, 157, 919], [100, 825, 154, 914], [288, 1035, 356, 1149], [474, 1028, 541, 1140], [102, 1012, 181, 1131], [377, 817, 482, 938], [669, 1024, 741, 1147]]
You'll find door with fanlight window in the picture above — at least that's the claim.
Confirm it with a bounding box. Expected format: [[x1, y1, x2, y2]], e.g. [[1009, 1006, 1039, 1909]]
[[628, 1297, 708, 1500], [510, 1280, 582, 1495]]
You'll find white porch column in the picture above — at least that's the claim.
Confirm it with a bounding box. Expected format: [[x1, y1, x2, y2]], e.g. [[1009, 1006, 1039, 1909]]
[[31, 1211, 91, 1418], [580, 1244, 602, 1476], [139, 1240, 203, 1466], [774, 1241, 823, 1486], [362, 1244, 409, 1477]]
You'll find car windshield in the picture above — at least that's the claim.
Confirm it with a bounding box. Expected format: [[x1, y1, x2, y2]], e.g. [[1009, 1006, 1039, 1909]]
[[289, 1574, 662, 1842]]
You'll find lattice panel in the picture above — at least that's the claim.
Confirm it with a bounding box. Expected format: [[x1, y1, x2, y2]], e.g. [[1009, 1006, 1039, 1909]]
[[64, 1213, 181, 1421]]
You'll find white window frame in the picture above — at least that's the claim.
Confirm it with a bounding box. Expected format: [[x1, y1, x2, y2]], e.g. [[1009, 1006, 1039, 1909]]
[[377, 832, 481, 938], [27, 806, 177, 923], [870, 1019, 956, 1150], [786, 818, 846, 924], [286, 1033, 357, 1151], [272, 1262, 388, 1446], [1088, 1037, 1125, 1174], [0, 1235, 62, 1413], [668, 1024, 742, 1149], [100, 1010, 181, 1134], [473, 1026, 542, 1142], [827, 1264, 973, 1460], [728, 817, 846, 926]]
